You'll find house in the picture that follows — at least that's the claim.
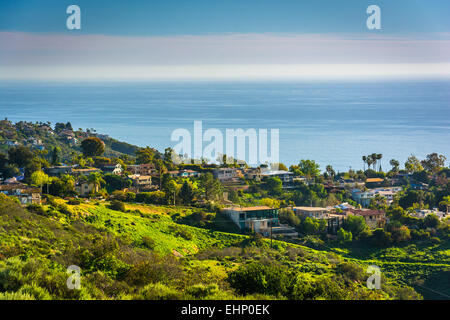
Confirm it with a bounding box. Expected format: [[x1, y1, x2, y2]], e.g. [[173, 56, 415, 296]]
[[261, 170, 294, 184], [5, 140, 19, 146], [365, 178, 385, 187], [46, 166, 74, 177], [293, 206, 332, 220], [222, 206, 298, 238], [75, 181, 97, 197], [348, 209, 386, 229], [327, 214, 346, 234], [411, 209, 447, 220], [178, 169, 200, 178], [72, 168, 102, 176], [101, 164, 123, 175], [351, 187, 402, 207], [128, 174, 152, 192], [243, 167, 262, 181], [213, 168, 240, 181], [128, 163, 156, 176], [0, 183, 41, 204], [222, 206, 279, 230]]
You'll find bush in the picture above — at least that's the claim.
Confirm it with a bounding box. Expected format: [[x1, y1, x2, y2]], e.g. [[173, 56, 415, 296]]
[[185, 284, 219, 299], [141, 236, 156, 250], [68, 198, 82, 205], [26, 204, 47, 216], [337, 228, 352, 243], [109, 200, 126, 212], [136, 283, 184, 300], [227, 262, 292, 297], [0, 291, 35, 300]]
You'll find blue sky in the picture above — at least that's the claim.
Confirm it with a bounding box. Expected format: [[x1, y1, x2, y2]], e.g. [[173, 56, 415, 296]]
[[1, 0, 449, 35], [0, 0, 449, 80]]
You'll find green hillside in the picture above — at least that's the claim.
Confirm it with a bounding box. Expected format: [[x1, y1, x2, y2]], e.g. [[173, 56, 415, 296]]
[[0, 194, 424, 300]]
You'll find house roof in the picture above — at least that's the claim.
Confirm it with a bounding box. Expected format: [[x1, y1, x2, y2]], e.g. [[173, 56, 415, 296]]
[[349, 209, 385, 216], [366, 178, 384, 183], [293, 206, 330, 212], [223, 206, 274, 212]]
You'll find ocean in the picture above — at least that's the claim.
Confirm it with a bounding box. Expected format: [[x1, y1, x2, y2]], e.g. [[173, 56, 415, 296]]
[[0, 80, 449, 172]]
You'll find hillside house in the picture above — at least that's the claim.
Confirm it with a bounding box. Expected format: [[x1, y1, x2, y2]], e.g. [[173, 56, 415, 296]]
[[0, 183, 41, 204]]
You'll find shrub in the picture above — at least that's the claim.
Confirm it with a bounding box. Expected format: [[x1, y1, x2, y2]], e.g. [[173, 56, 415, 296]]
[[109, 200, 126, 212], [0, 291, 35, 300], [185, 284, 219, 299], [136, 283, 184, 300], [68, 198, 82, 205], [141, 236, 156, 250], [26, 204, 47, 216]]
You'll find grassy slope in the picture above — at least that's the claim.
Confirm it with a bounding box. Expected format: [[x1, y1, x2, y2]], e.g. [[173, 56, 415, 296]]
[[314, 241, 450, 299], [0, 197, 429, 300]]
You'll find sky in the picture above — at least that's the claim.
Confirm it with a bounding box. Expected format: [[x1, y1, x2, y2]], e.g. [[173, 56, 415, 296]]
[[0, 0, 450, 80]]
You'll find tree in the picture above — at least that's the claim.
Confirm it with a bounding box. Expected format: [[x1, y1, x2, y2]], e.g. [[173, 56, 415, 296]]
[[8, 146, 34, 167], [389, 159, 400, 173], [423, 214, 440, 229], [421, 153, 446, 174], [325, 165, 335, 180], [200, 173, 222, 201], [405, 155, 423, 174], [87, 172, 105, 194], [391, 225, 411, 243], [30, 170, 49, 193], [439, 196, 450, 215], [264, 177, 283, 196], [362, 156, 367, 171], [376, 154, 383, 172], [179, 180, 195, 204], [136, 147, 155, 164], [298, 159, 320, 178], [81, 137, 105, 157], [343, 215, 367, 238], [51, 146, 61, 165], [337, 228, 353, 243]]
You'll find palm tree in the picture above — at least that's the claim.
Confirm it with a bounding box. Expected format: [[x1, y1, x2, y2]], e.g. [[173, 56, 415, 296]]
[[88, 172, 105, 194], [376, 154, 383, 172], [439, 196, 450, 215], [367, 157, 374, 171], [370, 153, 377, 170], [362, 156, 367, 171]]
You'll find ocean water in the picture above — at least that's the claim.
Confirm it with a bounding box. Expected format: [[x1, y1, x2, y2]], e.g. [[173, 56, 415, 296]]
[[0, 80, 449, 172]]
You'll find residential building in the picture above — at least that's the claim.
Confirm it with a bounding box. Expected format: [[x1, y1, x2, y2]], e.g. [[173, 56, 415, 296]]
[[260, 170, 294, 185], [0, 183, 41, 204], [222, 206, 279, 230], [178, 169, 200, 178], [75, 181, 97, 197], [72, 168, 102, 176], [351, 187, 402, 207], [411, 209, 447, 220], [46, 166, 74, 177], [101, 164, 123, 175], [293, 206, 332, 220], [128, 163, 156, 176], [213, 168, 240, 181], [128, 174, 152, 192], [348, 209, 386, 229], [243, 167, 262, 181]]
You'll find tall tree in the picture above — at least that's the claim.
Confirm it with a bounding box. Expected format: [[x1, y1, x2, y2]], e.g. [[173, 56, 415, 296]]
[[81, 137, 105, 157], [421, 153, 447, 174], [405, 155, 423, 174], [389, 159, 400, 173]]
